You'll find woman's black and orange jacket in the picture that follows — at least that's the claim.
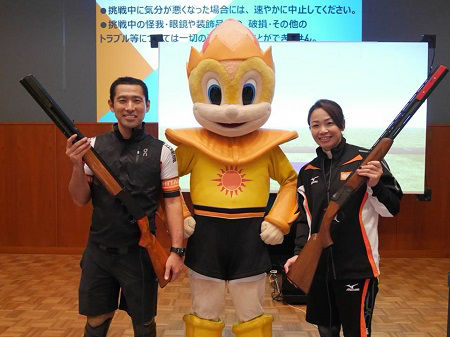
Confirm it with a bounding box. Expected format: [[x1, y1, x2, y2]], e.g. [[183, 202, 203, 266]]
[[295, 138, 403, 280]]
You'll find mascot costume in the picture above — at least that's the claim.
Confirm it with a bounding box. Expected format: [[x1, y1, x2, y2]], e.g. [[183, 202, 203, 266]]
[[165, 19, 298, 337]]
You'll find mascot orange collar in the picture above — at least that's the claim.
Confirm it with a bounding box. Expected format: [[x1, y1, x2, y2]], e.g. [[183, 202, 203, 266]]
[[165, 128, 298, 166]]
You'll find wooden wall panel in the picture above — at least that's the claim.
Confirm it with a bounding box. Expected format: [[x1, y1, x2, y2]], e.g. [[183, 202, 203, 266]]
[[379, 125, 450, 257], [423, 125, 450, 250], [0, 123, 449, 257], [0, 124, 57, 247]]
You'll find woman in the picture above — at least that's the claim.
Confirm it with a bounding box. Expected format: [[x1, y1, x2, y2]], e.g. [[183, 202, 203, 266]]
[[284, 99, 402, 337]]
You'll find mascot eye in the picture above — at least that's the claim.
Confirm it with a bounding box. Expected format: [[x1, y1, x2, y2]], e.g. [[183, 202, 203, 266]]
[[242, 80, 256, 105], [207, 79, 222, 105]]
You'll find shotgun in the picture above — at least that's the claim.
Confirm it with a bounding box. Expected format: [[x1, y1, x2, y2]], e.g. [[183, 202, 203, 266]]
[[20, 74, 171, 288], [287, 65, 448, 294]]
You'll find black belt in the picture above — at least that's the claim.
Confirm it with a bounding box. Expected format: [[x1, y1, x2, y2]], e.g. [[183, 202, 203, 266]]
[[96, 243, 139, 255]]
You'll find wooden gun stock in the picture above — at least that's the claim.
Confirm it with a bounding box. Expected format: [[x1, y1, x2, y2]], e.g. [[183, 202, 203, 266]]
[[83, 150, 122, 195], [20, 74, 171, 288], [137, 218, 171, 288]]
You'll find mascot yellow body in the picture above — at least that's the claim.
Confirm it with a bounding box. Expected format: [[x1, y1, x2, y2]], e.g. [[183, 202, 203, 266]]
[[165, 19, 298, 337]]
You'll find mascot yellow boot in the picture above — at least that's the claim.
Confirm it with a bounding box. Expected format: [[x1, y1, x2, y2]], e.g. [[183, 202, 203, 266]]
[[232, 315, 273, 337], [184, 314, 224, 337], [166, 19, 298, 337]]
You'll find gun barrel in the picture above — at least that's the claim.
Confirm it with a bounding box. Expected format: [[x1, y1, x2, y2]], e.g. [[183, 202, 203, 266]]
[[20, 75, 85, 140], [373, 65, 448, 145]]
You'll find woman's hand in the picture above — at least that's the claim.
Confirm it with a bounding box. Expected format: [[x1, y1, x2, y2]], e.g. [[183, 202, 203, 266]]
[[284, 255, 298, 274], [356, 160, 383, 187]]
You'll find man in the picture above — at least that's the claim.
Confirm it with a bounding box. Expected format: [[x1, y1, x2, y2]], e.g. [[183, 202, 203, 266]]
[[66, 77, 184, 337]]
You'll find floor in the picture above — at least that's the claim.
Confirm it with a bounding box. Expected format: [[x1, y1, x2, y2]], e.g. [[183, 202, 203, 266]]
[[0, 255, 448, 336]]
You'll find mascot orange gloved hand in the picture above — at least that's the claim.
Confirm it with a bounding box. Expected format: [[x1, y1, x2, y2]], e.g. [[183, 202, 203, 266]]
[[165, 19, 298, 337]]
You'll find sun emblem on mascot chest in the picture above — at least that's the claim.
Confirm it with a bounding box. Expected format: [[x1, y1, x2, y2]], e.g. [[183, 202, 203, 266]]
[[212, 166, 251, 197]]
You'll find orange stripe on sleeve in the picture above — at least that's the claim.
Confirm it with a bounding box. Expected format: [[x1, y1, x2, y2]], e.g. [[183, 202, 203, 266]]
[[303, 199, 312, 227], [360, 279, 370, 337]]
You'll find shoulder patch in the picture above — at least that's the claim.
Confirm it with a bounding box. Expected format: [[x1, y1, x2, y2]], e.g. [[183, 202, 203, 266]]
[[340, 171, 352, 180], [342, 154, 363, 166], [304, 164, 320, 170]]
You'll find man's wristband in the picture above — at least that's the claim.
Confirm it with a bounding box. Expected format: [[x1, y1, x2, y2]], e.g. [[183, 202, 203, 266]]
[[170, 247, 186, 257]]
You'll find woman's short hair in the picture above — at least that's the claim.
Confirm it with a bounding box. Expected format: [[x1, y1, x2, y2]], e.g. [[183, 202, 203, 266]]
[[307, 99, 345, 130]]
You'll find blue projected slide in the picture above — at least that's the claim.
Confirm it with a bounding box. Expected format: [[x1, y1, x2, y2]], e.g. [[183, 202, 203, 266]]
[[95, 0, 362, 122]]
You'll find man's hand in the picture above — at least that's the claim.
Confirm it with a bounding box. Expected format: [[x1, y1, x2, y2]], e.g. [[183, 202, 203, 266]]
[[164, 253, 184, 281], [66, 134, 91, 168], [66, 134, 92, 206], [183, 216, 196, 238], [284, 255, 298, 274], [356, 160, 383, 187], [260, 221, 284, 245]]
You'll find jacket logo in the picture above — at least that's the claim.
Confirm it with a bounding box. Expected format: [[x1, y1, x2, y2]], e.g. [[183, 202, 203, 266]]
[[143, 148, 148, 157], [310, 176, 319, 185], [212, 165, 251, 197], [345, 283, 360, 292]]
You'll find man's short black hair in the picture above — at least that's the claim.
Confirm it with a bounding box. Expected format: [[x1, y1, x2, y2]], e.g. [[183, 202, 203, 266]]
[[110, 77, 149, 102]]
